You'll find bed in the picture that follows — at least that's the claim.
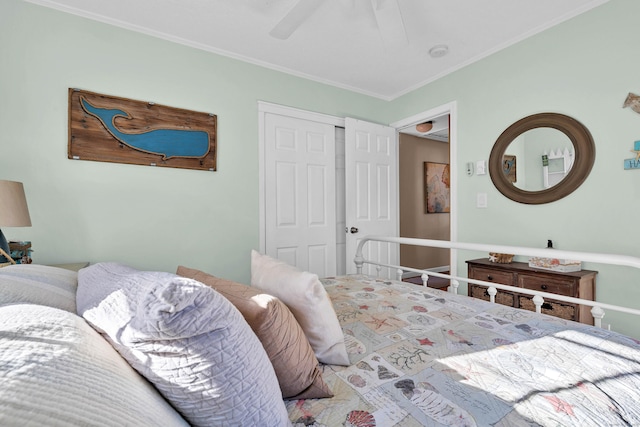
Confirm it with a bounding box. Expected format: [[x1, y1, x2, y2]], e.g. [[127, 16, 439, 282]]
[[1, 237, 639, 426], [285, 237, 640, 426]]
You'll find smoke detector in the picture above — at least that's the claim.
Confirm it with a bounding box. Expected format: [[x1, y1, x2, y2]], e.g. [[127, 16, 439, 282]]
[[429, 45, 449, 58]]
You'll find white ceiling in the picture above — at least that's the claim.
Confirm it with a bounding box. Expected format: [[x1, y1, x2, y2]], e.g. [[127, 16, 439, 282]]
[[26, 0, 607, 100]]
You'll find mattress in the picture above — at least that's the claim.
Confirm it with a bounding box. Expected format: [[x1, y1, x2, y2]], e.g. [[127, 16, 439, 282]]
[[286, 275, 640, 426]]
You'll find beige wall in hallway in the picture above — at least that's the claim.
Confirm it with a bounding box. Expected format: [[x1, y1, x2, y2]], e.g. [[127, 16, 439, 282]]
[[399, 134, 450, 270]]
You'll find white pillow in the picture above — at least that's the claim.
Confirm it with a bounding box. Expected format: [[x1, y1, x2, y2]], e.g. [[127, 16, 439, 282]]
[[76, 262, 290, 427], [0, 264, 78, 312], [250, 250, 349, 366], [0, 304, 188, 427]]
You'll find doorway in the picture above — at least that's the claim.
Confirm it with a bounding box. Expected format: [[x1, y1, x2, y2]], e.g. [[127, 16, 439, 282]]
[[398, 116, 450, 271], [391, 102, 458, 279]]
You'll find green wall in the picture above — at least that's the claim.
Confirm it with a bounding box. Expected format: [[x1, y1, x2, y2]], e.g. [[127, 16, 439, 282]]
[[0, 1, 386, 283], [383, 0, 640, 338], [2, 1, 638, 337]]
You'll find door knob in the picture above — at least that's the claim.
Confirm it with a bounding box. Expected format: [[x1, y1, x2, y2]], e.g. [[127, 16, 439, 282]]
[[350, 227, 359, 234]]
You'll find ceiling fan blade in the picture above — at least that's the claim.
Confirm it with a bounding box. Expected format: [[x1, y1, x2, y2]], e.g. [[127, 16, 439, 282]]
[[370, 0, 408, 48], [270, 0, 324, 40]]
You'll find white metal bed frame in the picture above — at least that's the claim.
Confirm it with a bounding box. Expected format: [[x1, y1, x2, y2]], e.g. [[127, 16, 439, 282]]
[[354, 236, 640, 328]]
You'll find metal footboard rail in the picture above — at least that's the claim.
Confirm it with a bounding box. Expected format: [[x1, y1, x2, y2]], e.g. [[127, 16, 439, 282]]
[[354, 236, 640, 328]]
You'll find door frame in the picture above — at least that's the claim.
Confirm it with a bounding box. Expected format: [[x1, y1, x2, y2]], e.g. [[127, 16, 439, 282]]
[[390, 101, 458, 278], [258, 100, 458, 276]]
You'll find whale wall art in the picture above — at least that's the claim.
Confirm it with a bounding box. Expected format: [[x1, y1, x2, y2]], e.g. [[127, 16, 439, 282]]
[[68, 89, 217, 171]]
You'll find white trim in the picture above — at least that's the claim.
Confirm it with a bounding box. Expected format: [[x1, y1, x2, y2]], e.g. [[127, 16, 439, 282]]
[[390, 103, 454, 130], [24, 0, 388, 100], [258, 107, 266, 253], [449, 103, 459, 278], [426, 265, 450, 273], [27, 0, 608, 101], [391, 101, 458, 279], [383, 0, 610, 100], [257, 101, 345, 127]]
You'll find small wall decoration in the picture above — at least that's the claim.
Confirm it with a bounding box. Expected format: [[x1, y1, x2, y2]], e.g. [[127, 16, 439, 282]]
[[624, 140, 640, 170], [623, 93, 640, 170], [68, 89, 217, 171], [424, 162, 450, 213], [502, 154, 517, 183], [623, 92, 640, 114]]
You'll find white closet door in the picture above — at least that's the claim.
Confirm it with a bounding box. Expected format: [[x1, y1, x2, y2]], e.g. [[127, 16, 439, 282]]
[[264, 113, 336, 277], [345, 118, 398, 277]]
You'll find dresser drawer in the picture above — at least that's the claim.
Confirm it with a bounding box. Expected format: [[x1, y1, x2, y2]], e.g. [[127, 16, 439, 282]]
[[466, 258, 597, 325], [518, 274, 575, 297], [469, 267, 516, 286], [518, 296, 577, 321], [469, 284, 516, 307]]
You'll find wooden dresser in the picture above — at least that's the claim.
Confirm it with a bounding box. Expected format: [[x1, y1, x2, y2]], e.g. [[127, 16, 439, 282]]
[[466, 258, 597, 325]]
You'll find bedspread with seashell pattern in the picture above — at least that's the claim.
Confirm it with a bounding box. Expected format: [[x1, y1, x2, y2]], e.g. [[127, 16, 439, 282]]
[[286, 275, 640, 427]]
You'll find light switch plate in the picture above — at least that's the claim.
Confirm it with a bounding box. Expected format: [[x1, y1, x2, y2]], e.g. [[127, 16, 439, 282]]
[[477, 192, 487, 208], [476, 160, 486, 175]]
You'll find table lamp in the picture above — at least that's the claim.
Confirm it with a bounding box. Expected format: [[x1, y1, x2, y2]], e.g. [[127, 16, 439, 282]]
[[0, 180, 32, 264]]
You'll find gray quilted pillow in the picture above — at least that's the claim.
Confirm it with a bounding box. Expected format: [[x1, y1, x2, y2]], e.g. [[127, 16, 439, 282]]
[[0, 264, 78, 312], [76, 263, 290, 427]]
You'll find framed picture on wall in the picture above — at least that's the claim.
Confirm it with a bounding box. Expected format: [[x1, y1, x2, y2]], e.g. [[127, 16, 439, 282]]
[[424, 162, 450, 213], [503, 154, 517, 183], [68, 89, 217, 171]]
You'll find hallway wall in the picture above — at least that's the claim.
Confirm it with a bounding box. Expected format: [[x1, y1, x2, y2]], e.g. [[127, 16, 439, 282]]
[[399, 133, 450, 269]]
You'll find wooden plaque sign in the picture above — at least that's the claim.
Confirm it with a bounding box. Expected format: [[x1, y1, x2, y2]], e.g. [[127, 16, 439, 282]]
[[68, 89, 217, 171]]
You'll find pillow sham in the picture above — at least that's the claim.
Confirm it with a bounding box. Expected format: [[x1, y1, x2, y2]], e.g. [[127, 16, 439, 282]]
[[250, 250, 349, 366], [76, 262, 289, 427], [177, 265, 333, 400], [0, 264, 78, 312], [0, 304, 188, 426]]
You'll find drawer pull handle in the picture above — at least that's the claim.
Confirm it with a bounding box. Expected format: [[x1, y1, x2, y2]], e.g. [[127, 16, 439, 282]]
[[542, 302, 553, 310], [487, 275, 494, 281], [541, 285, 548, 290]]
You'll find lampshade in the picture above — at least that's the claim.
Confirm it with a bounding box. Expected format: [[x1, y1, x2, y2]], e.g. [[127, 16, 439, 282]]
[[0, 180, 31, 227]]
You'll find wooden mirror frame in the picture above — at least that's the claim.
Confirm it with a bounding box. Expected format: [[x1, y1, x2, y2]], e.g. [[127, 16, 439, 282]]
[[488, 113, 595, 204]]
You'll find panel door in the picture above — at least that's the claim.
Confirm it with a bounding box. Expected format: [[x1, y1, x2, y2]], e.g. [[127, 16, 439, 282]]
[[345, 118, 398, 277], [264, 113, 336, 276]]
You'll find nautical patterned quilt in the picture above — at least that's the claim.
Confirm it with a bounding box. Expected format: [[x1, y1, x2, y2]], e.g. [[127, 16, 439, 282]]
[[286, 275, 640, 426]]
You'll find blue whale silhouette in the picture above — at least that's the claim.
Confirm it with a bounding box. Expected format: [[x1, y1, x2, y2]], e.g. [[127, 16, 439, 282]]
[[80, 97, 210, 160]]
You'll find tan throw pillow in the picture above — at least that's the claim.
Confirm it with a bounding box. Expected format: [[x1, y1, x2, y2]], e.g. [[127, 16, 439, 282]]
[[177, 266, 333, 400], [250, 250, 350, 366]]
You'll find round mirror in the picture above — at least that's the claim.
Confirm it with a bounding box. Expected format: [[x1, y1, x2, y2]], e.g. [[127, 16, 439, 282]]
[[489, 113, 595, 204]]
